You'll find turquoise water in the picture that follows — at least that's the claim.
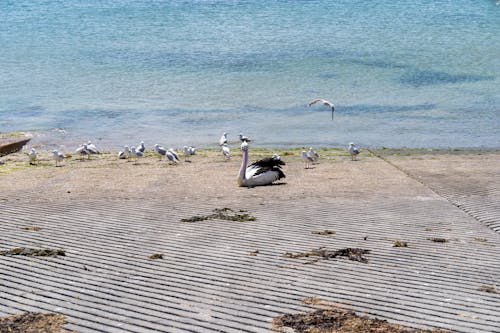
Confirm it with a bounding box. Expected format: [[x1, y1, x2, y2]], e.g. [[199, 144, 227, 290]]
[[1, 0, 499, 149]]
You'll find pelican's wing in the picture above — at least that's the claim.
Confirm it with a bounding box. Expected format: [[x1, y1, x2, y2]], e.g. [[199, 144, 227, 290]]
[[246, 166, 285, 186], [250, 157, 285, 169]]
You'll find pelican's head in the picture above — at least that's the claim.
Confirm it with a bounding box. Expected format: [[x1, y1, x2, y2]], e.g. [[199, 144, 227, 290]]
[[241, 141, 249, 151], [349, 142, 355, 146]]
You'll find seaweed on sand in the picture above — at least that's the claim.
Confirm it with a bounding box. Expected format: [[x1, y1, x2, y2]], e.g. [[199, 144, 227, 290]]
[[0, 248, 65, 257], [149, 253, 164, 260], [393, 240, 408, 247], [180, 208, 256, 223], [272, 307, 453, 333], [478, 285, 499, 294], [428, 238, 448, 243], [19, 226, 42, 231], [284, 247, 370, 264], [0, 312, 76, 333], [311, 230, 336, 235]]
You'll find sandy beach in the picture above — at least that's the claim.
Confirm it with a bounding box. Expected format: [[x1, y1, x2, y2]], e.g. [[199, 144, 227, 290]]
[[0, 147, 499, 332]]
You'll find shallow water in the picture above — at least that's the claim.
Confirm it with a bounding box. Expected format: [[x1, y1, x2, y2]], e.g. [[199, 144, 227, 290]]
[[1, 0, 499, 150]]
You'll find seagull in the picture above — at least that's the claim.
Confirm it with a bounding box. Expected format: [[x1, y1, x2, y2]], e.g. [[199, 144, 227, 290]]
[[166, 148, 180, 164], [238, 141, 285, 187], [182, 146, 196, 162], [308, 147, 320, 163], [130, 146, 144, 164], [301, 150, 314, 169], [28, 148, 37, 165], [52, 150, 65, 167], [137, 141, 146, 153], [221, 144, 231, 160], [308, 99, 335, 120], [348, 142, 360, 161], [86, 141, 100, 154], [118, 145, 131, 159], [75, 144, 91, 159], [219, 132, 228, 146], [239, 133, 251, 142], [154, 144, 167, 160]]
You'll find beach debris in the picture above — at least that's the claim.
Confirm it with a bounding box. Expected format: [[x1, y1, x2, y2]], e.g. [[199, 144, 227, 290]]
[[149, 253, 164, 260], [0, 312, 76, 333], [478, 285, 499, 294], [19, 226, 42, 231], [428, 238, 448, 243], [393, 240, 408, 247], [284, 247, 370, 264], [0, 247, 65, 257], [473, 237, 488, 243], [180, 208, 256, 223], [311, 230, 336, 235], [249, 250, 260, 256], [272, 306, 453, 333]]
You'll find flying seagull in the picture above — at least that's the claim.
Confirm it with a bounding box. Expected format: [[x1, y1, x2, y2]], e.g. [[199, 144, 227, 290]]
[[308, 99, 335, 120]]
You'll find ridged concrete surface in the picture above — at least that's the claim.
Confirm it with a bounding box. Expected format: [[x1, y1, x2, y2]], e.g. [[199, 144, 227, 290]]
[[1, 194, 499, 332]]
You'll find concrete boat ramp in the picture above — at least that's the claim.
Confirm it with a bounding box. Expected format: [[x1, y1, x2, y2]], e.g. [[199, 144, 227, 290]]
[[0, 150, 499, 332]]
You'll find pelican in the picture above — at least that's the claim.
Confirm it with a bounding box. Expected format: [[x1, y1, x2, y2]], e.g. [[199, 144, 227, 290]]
[[166, 148, 179, 164], [301, 150, 314, 169], [75, 144, 91, 159], [154, 144, 167, 160], [86, 141, 100, 154], [52, 150, 65, 167], [238, 141, 285, 187], [28, 148, 37, 165], [182, 146, 196, 162], [239, 133, 251, 142], [309, 147, 320, 162], [137, 141, 146, 153], [308, 99, 335, 120], [348, 143, 360, 160], [221, 144, 231, 160], [219, 132, 228, 146]]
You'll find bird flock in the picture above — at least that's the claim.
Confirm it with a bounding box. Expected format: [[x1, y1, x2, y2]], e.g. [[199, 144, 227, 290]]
[[20, 98, 363, 187]]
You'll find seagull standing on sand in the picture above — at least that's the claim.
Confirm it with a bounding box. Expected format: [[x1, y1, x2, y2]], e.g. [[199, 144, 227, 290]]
[[238, 141, 285, 187], [154, 144, 167, 160], [301, 150, 315, 169], [166, 148, 180, 164], [130, 146, 144, 164], [221, 144, 231, 160], [308, 99, 335, 120], [219, 132, 228, 146], [182, 146, 196, 162], [348, 143, 360, 160], [75, 144, 91, 159], [86, 141, 100, 154], [118, 145, 132, 159], [137, 141, 146, 153], [308, 147, 320, 163], [28, 148, 37, 165], [52, 150, 65, 167]]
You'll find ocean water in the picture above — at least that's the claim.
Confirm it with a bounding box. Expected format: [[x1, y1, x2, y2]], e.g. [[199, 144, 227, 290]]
[[1, 0, 499, 150]]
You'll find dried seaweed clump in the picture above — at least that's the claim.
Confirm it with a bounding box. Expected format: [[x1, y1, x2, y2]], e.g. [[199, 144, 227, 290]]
[[393, 240, 408, 247], [149, 253, 164, 260], [0, 248, 65, 257], [273, 308, 453, 333], [284, 247, 370, 264], [428, 238, 448, 243], [0, 312, 76, 333], [20, 226, 42, 231], [312, 230, 336, 235], [478, 285, 499, 294], [180, 208, 256, 223]]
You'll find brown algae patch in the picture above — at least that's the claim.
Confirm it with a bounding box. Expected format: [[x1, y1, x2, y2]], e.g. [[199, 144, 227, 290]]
[[284, 247, 370, 264], [478, 285, 499, 294], [19, 226, 42, 231], [428, 238, 448, 243], [393, 240, 408, 247], [149, 253, 164, 260], [312, 230, 336, 235], [272, 307, 453, 333], [180, 208, 256, 223], [248, 250, 260, 256], [0, 312, 76, 333], [0, 248, 65, 257]]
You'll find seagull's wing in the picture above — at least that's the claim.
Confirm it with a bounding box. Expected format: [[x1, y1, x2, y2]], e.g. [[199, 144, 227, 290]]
[[308, 99, 323, 107]]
